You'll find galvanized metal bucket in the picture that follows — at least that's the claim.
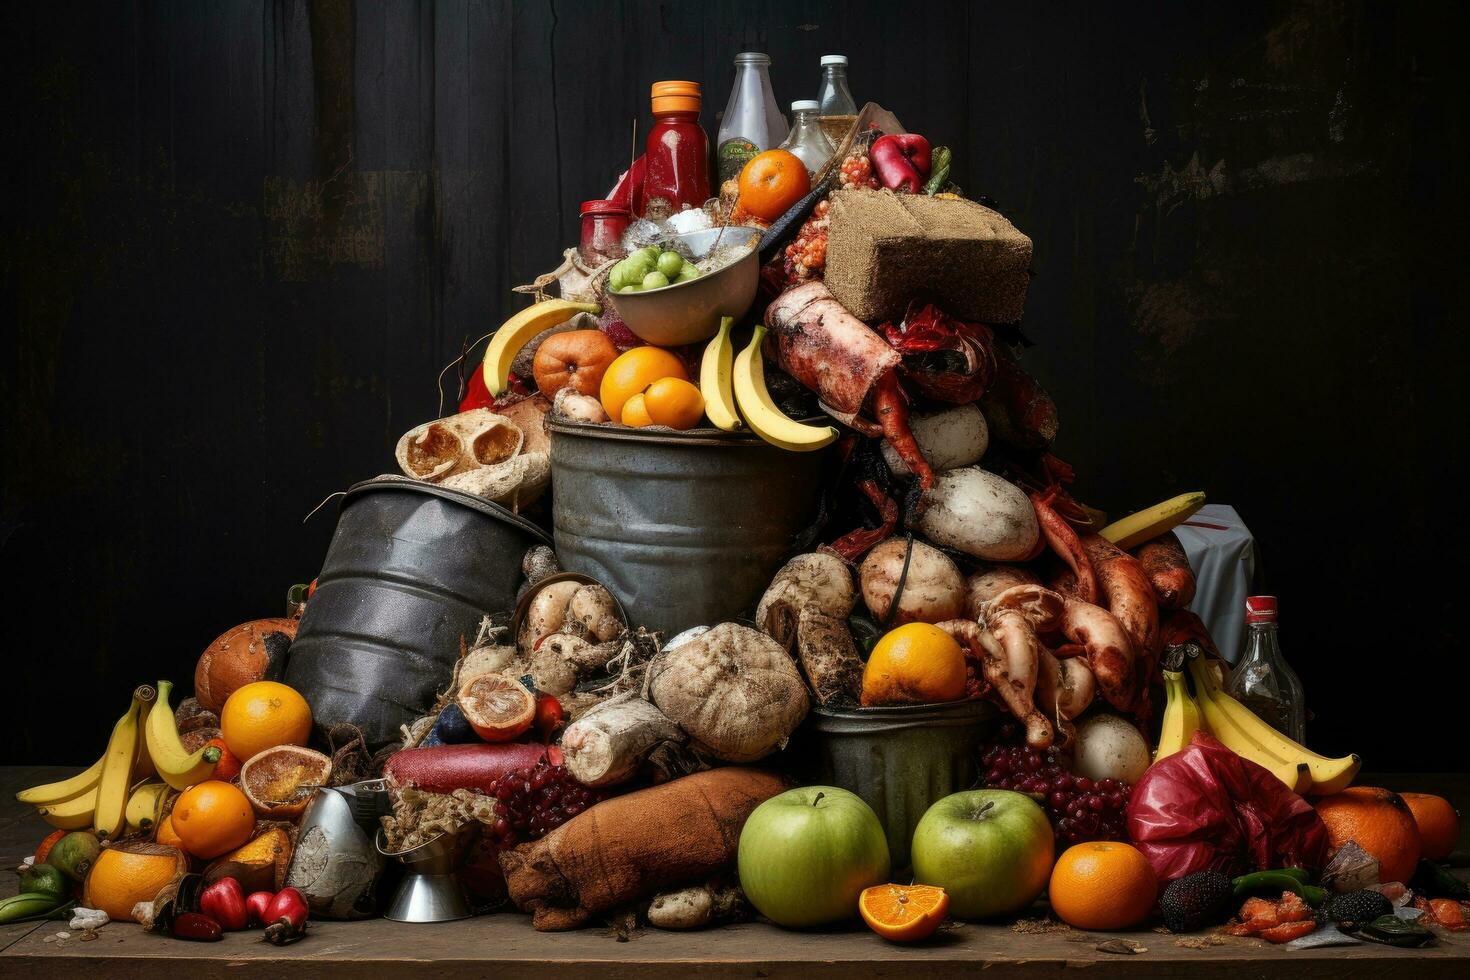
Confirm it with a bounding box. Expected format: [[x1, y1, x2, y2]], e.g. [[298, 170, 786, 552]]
[[286, 476, 552, 748], [806, 699, 997, 871], [547, 420, 827, 638]]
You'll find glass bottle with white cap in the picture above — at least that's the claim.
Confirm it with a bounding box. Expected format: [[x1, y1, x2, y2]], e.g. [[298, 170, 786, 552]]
[[779, 100, 836, 176], [816, 54, 858, 146], [716, 52, 789, 184]]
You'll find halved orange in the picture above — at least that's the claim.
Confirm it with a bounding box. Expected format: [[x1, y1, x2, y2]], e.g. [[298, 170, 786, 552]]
[[457, 674, 536, 742], [239, 745, 332, 817], [859, 883, 949, 942]]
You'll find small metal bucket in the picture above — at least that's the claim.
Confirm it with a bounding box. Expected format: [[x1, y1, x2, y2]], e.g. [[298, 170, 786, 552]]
[[806, 699, 997, 871], [548, 421, 827, 637]]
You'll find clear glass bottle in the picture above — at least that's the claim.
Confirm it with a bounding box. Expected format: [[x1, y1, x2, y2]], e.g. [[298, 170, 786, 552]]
[[779, 100, 835, 176], [1227, 596, 1307, 742], [716, 52, 788, 184], [816, 54, 858, 147]]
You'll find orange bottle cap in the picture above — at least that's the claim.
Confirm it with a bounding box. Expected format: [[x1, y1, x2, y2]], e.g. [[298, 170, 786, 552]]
[[651, 80, 701, 114]]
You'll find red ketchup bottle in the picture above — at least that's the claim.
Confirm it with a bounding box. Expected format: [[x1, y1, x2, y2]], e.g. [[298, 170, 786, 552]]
[[640, 81, 710, 218]]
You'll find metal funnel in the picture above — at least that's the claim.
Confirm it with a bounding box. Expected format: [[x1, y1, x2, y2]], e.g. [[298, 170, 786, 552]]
[[376, 823, 480, 923]]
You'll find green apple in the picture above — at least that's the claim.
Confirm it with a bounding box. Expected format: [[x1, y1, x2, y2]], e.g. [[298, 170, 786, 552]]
[[910, 789, 1054, 920], [737, 786, 890, 928]]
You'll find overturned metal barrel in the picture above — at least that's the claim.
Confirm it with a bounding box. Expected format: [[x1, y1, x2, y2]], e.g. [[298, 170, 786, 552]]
[[286, 476, 551, 748], [547, 421, 827, 638]]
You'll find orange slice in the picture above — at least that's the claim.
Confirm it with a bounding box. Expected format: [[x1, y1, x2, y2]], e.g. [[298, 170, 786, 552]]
[[859, 883, 949, 943], [457, 674, 536, 742]]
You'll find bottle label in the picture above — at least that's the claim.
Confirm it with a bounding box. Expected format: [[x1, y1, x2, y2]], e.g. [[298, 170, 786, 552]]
[[717, 138, 759, 184]]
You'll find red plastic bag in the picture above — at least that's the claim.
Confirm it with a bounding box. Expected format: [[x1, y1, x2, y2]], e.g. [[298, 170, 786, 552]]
[[1126, 731, 1329, 885]]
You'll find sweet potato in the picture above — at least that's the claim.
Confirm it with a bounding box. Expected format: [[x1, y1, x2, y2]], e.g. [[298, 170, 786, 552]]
[[500, 768, 787, 930]]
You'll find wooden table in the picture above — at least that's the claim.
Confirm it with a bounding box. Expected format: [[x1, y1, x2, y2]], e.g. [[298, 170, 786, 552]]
[[3, 766, 1466, 978]]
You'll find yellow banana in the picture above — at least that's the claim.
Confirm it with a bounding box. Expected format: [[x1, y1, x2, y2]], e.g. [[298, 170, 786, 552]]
[[1153, 669, 1202, 763], [37, 788, 97, 830], [732, 326, 839, 452], [93, 687, 154, 840], [17, 755, 105, 806], [1189, 658, 1360, 795], [125, 782, 174, 834], [481, 299, 601, 396], [699, 316, 742, 432], [146, 679, 222, 791], [1099, 491, 1206, 550], [1186, 659, 1311, 793]]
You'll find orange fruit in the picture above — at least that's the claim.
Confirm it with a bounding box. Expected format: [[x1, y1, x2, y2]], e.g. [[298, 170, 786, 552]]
[[642, 377, 705, 429], [860, 623, 967, 706], [239, 745, 332, 817], [207, 738, 243, 782], [1047, 840, 1158, 930], [1314, 786, 1422, 884], [859, 883, 949, 942], [1400, 792, 1459, 861], [621, 391, 654, 427], [600, 346, 687, 423], [170, 780, 255, 859], [82, 842, 189, 921], [457, 674, 536, 742], [737, 149, 811, 222], [155, 813, 184, 850], [220, 680, 312, 763]]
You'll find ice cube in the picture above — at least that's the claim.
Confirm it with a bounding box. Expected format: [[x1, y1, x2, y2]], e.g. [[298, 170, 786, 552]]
[[621, 218, 666, 253], [666, 207, 714, 235]]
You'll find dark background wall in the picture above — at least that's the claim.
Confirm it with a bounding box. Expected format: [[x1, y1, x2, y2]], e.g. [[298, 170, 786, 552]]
[[2, 1, 1465, 769]]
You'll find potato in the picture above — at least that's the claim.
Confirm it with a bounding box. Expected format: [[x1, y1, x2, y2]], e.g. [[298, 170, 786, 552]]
[[517, 580, 583, 654], [880, 403, 988, 476], [1073, 713, 1151, 784], [566, 584, 624, 642], [917, 467, 1039, 561], [859, 538, 966, 625], [755, 553, 856, 651], [552, 387, 610, 424]]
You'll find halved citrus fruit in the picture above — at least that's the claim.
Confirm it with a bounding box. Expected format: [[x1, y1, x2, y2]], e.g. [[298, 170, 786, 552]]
[[239, 745, 332, 817], [457, 674, 536, 742], [859, 883, 949, 942]]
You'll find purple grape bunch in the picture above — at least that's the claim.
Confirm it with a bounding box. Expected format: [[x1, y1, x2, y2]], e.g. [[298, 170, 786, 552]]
[[980, 732, 1132, 845]]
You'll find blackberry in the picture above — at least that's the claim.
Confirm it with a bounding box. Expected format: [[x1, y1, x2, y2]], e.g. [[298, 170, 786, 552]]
[[1160, 870, 1235, 933], [1324, 890, 1393, 929]]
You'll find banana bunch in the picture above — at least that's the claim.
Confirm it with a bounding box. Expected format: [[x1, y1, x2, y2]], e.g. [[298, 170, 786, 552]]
[[17, 679, 218, 835], [702, 323, 836, 452], [1153, 657, 1360, 796]]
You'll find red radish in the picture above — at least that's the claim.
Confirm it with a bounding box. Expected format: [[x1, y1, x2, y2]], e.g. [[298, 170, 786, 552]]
[[199, 877, 249, 931], [246, 890, 273, 926], [262, 887, 309, 946], [383, 743, 550, 795]]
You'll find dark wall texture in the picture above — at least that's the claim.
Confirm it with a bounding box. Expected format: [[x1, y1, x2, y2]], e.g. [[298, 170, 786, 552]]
[[2, 1, 1466, 769]]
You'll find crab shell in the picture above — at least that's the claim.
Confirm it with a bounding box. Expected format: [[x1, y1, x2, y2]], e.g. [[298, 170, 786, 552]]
[[395, 408, 549, 509]]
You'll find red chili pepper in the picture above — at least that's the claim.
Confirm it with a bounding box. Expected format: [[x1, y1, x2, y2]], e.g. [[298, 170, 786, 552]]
[[200, 877, 250, 931], [262, 887, 309, 946], [246, 890, 273, 927], [870, 134, 932, 193], [172, 912, 223, 942]]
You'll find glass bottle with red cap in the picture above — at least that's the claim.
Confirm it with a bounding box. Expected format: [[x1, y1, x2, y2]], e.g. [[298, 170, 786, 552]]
[[640, 81, 710, 219], [1227, 596, 1306, 742]]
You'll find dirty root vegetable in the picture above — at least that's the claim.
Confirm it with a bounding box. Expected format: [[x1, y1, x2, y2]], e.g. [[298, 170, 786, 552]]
[[1072, 714, 1151, 784], [565, 584, 624, 642], [755, 552, 857, 651], [551, 387, 610, 424], [262, 887, 309, 946], [383, 743, 554, 795], [917, 467, 1039, 560], [880, 403, 988, 476], [529, 633, 613, 696], [648, 623, 809, 763], [560, 692, 685, 787], [517, 580, 585, 653], [965, 565, 1041, 617], [794, 607, 865, 705], [860, 537, 965, 625], [199, 877, 250, 931]]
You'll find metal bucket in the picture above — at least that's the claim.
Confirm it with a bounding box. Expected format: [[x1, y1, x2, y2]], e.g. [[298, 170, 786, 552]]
[[547, 420, 827, 638], [286, 476, 552, 748], [806, 699, 997, 871]]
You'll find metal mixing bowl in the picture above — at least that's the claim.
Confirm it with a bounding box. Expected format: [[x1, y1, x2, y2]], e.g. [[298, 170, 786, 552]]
[[607, 226, 762, 346]]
